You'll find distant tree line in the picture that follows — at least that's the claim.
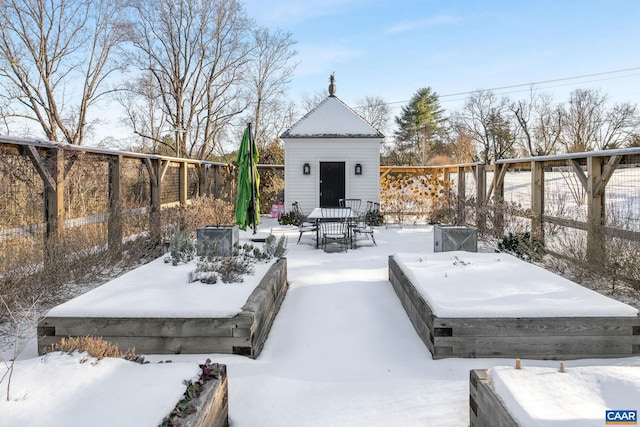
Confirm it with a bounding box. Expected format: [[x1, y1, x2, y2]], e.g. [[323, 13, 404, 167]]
[[0, 0, 638, 169], [381, 86, 640, 166]]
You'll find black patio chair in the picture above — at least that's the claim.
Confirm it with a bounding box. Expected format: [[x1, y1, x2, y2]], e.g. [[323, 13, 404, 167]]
[[339, 198, 362, 216], [340, 198, 364, 243], [292, 201, 317, 244], [353, 201, 377, 246], [319, 207, 350, 252]]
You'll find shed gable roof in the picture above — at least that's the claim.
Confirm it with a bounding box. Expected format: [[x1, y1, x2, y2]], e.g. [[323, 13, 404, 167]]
[[281, 96, 384, 139]]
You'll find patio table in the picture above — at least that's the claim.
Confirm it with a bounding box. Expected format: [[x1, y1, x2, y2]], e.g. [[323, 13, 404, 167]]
[[307, 207, 356, 249]]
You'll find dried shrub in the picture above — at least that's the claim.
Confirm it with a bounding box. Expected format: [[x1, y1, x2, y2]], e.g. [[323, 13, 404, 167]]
[[42, 336, 147, 366], [63, 152, 110, 217], [218, 256, 255, 283], [543, 203, 640, 293], [560, 168, 587, 207], [164, 226, 195, 266], [257, 139, 285, 213], [278, 211, 298, 226], [498, 231, 545, 262], [479, 198, 534, 239], [45, 336, 123, 359], [162, 196, 235, 238], [259, 170, 284, 214], [1, 224, 157, 360]]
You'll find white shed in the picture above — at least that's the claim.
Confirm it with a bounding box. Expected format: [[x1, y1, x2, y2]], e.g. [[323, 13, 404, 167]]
[[281, 76, 384, 215]]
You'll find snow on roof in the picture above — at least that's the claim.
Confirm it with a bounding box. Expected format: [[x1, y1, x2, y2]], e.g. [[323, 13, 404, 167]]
[[281, 96, 384, 139]]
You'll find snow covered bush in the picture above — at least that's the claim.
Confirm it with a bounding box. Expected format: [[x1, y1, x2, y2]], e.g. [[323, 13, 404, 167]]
[[188, 234, 286, 284]]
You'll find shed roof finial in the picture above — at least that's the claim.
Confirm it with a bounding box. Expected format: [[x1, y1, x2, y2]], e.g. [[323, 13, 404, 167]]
[[328, 72, 336, 97]]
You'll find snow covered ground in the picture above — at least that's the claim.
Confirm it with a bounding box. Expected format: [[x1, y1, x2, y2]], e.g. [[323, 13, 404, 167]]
[[1, 217, 639, 426]]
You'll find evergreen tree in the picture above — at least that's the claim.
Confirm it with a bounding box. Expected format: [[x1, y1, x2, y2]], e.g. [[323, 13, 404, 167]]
[[393, 87, 446, 165]]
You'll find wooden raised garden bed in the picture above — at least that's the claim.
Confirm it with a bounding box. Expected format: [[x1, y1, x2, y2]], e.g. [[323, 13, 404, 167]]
[[469, 369, 518, 427], [470, 364, 640, 426], [178, 363, 229, 427], [388, 254, 640, 360], [37, 258, 288, 358]]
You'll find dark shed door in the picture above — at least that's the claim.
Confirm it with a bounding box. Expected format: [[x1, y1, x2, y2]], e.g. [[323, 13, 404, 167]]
[[319, 162, 345, 207]]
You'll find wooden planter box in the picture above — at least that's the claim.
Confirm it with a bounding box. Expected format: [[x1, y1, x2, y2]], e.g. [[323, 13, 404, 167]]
[[38, 258, 288, 358], [175, 364, 229, 427], [469, 369, 518, 427], [388, 255, 640, 359]]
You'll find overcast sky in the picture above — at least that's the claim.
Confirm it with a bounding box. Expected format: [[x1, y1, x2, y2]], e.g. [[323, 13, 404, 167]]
[[243, 0, 640, 116]]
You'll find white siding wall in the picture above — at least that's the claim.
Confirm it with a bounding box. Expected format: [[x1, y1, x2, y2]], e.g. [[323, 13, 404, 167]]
[[284, 137, 381, 215]]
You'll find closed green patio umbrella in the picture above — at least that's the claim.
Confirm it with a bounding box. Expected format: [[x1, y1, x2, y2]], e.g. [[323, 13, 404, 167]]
[[235, 124, 260, 233]]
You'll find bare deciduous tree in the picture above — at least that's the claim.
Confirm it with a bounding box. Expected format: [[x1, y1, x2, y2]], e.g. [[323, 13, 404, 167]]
[[560, 89, 606, 152], [532, 93, 563, 156], [354, 96, 390, 136], [598, 101, 639, 150], [459, 90, 516, 163], [247, 99, 297, 148], [300, 90, 327, 113], [247, 27, 297, 147], [1, 293, 40, 401], [116, 71, 168, 154], [127, 0, 253, 159], [512, 91, 535, 157], [446, 115, 477, 163], [559, 88, 638, 152], [0, 0, 128, 145], [512, 90, 561, 157]]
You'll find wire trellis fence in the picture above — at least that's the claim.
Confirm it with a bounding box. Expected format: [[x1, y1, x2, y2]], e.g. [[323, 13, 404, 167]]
[[0, 138, 233, 277], [2, 136, 640, 284]]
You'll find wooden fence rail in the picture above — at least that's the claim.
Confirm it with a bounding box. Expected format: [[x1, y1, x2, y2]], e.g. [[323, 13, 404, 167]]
[[0, 136, 235, 269], [494, 148, 640, 265], [381, 147, 640, 268]]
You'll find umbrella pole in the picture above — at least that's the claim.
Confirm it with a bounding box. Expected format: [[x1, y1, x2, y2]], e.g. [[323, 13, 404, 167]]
[[247, 123, 257, 234]]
